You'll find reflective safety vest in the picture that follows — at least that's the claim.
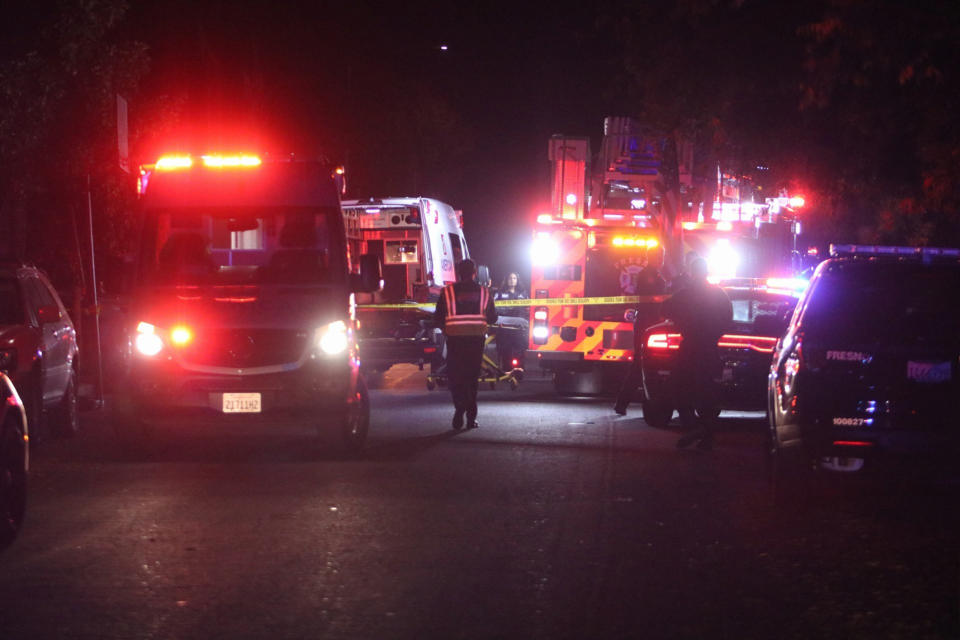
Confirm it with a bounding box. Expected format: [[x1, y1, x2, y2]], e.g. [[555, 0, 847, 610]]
[[442, 284, 490, 337]]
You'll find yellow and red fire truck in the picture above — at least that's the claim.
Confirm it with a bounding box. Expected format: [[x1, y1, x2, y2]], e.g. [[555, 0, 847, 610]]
[[526, 118, 680, 394]]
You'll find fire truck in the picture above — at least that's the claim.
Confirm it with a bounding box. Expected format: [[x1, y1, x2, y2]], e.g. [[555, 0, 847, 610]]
[[527, 118, 681, 394], [341, 197, 471, 377], [680, 173, 810, 281]]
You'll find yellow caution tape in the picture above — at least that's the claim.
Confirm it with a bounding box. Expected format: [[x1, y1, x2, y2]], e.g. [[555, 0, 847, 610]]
[[357, 294, 668, 311]]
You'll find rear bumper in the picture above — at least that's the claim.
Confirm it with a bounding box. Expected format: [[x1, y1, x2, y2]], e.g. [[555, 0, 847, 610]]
[[799, 425, 960, 484], [640, 356, 769, 410]]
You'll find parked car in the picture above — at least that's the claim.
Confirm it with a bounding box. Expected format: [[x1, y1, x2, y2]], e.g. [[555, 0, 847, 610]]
[[0, 372, 28, 548], [0, 263, 80, 442], [638, 277, 802, 428], [769, 245, 960, 500]]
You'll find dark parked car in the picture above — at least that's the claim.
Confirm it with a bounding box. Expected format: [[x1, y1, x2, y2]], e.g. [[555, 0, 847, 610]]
[[769, 245, 960, 498], [639, 278, 802, 428], [0, 372, 28, 548], [0, 264, 79, 443]]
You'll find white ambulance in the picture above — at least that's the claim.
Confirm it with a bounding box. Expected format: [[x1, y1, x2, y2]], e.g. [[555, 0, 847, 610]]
[[342, 197, 473, 376]]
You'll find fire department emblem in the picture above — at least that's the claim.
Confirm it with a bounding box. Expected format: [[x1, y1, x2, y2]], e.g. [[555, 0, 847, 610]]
[[614, 258, 646, 295]]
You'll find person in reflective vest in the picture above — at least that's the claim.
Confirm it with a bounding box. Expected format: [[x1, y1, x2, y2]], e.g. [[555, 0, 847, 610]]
[[434, 259, 498, 430]]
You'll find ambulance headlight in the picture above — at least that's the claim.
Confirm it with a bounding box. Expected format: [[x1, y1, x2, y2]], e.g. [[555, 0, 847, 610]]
[[531, 236, 559, 266], [134, 322, 164, 357], [316, 320, 348, 355]]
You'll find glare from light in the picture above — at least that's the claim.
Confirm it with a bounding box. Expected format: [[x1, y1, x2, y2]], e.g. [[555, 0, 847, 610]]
[[565, 193, 578, 206], [135, 332, 163, 357], [171, 326, 192, 346], [532, 326, 550, 340], [533, 310, 548, 321], [155, 155, 193, 171], [536, 213, 555, 224], [531, 235, 560, 266], [789, 195, 806, 208], [201, 154, 262, 168], [708, 239, 739, 279], [317, 321, 349, 355], [630, 199, 646, 209]]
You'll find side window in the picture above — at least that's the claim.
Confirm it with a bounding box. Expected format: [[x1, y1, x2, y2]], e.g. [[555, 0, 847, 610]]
[[448, 233, 464, 264], [37, 275, 70, 319], [21, 277, 48, 323]]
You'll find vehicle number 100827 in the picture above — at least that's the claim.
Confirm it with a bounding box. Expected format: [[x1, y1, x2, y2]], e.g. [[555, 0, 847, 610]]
[[222, 393, 262, 413]]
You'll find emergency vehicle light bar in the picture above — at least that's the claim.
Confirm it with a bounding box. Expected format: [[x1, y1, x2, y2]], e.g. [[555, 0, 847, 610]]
[[153, 153, 262, 171], [830, 244, 960, 258]]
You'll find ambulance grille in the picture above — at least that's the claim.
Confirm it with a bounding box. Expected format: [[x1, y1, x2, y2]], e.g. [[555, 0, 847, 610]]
[[179, 329, 309, 368]]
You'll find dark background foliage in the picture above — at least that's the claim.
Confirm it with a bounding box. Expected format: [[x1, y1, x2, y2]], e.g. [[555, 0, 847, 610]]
[[2, 0, 958, 293]]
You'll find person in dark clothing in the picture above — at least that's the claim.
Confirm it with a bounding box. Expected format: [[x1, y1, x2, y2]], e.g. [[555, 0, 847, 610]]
[[434, 259, 498, 430], [661, 257, 732, 450], [614, 262, 667, 415], [668, 250, 701, 293], [494, 272, 529, 369]]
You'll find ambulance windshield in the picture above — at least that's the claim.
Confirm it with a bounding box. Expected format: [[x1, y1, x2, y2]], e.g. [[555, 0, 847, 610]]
[[139, 207, 346, 286]]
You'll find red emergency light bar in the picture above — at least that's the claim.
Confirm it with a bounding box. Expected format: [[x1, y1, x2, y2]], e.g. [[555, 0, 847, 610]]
[[153, 153, 262, 171]]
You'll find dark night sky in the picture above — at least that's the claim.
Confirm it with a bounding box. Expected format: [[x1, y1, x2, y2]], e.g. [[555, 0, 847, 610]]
[[118, 0, 622, 284]]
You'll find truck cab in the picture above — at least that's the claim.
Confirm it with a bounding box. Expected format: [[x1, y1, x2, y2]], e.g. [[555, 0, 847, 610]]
[[113, 153, 380, 453], [342, 197, 470, 376]]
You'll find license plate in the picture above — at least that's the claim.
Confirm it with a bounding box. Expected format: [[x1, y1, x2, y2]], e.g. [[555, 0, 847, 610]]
[[906, 361, 952, 383], [222, 393, 261, 413]]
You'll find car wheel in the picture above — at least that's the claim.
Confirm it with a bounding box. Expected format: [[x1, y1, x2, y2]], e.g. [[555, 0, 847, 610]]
[[0, 417, 27, 548], [642, 398, 674, 429], [52, 370, 80, 438], [22, 372, 47, 447], [768, 433, 812, 507], [335, 376, 369, 456]]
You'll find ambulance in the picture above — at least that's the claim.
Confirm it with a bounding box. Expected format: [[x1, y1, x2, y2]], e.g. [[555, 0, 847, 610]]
[[341, 197, 471, 377], [113, 153, 381, 454]]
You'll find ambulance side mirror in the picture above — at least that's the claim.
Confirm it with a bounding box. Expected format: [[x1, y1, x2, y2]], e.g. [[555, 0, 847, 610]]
[[354, 253, 383, 293], [477, 264, 492, 287]]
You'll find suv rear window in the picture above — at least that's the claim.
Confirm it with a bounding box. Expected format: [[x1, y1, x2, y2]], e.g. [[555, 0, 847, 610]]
[[800, 262, 960, 344]]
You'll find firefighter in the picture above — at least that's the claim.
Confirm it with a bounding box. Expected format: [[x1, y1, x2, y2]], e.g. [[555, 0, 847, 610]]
[[661, 256, 732, 450], [613, 262, 667, 415], [434, 259, 498, 430]]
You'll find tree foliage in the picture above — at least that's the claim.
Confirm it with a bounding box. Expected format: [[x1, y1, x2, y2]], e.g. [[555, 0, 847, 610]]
[[0, 0, 151, 290]]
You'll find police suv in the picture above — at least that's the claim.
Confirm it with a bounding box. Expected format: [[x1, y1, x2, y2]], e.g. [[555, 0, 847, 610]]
[[768, 244, 960, 495]]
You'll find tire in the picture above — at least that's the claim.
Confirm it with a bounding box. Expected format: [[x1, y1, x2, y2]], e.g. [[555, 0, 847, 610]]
[[768, 433, 812, 507], [22, 371, 47, 447], [642, 398, 674, 429], [52, 370, 80, 438], [0, 418, 27, 548], [337, 376, 370, 455]]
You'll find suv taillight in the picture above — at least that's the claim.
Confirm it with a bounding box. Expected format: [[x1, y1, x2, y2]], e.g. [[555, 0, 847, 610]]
[[646, 332, 683, 351]]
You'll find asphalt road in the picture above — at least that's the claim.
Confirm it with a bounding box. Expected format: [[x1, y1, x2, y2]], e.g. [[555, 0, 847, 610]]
[[1, 366, 957, 639]]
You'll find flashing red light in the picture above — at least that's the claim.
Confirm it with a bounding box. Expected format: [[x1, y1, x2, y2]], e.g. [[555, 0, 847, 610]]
[[789, 195, 806, 208], [647, 332, 683, 350], [201, 154, 261, 168], [155, 155, 193, 171], [832, 440, 874, 447], [170, 325, 193, 346], [424, 347, 437, 354], [717, 334, 778, 353], [511, 358, 519, 367]]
